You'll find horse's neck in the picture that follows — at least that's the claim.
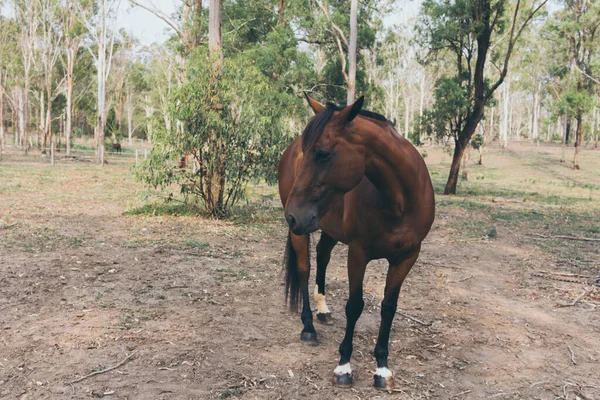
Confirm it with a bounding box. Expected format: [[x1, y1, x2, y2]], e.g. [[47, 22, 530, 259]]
[[363, 128, 424, 217]]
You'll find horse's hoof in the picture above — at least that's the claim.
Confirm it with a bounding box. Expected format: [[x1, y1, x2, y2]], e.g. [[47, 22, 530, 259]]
[[300, 331, 318, 344], [373, 374, 393, 392], [316, 312, 334, 325], [332, 373, 352, 387]]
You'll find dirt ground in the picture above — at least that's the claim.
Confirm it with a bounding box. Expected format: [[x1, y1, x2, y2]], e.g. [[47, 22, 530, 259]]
[[1, 145, 599, 399]]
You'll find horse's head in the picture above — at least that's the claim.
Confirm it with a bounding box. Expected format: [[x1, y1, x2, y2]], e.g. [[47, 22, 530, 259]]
[[284, 95, 367, 235]]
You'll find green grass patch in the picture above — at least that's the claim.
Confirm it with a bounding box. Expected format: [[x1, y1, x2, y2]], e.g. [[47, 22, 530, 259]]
[[123, 201, 204, 217], [184, 239, 209, 249]]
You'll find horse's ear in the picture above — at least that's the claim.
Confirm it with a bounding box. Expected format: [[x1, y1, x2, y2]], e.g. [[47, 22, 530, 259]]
[[338, 96, 364, 124], [304, 93, 325, 114]]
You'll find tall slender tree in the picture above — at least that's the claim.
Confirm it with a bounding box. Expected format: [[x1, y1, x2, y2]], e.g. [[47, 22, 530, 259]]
[[15, 0, 40, 154], [347, 0, 358, 104], [39, 0, 64, 154], [80, 0, 120, 165]]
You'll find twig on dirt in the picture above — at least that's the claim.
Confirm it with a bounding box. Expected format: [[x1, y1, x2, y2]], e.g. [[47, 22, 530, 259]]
[[396, 310, 431, 326], [392, 387, 413, 398], [0, 222, 18, 230], [450, 389, 472, 398], [567, 346, 577, 365], [557, 289, 591, 307], [457, 275, 473, 282], [530, 381, 549, 387], [538, 270, 589, 279], [69, 352, 135, 384], [571, 289, 590, 307], [528, 233, 600, 242]]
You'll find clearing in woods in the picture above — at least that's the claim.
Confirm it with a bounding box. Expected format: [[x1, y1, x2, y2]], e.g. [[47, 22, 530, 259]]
[[0, 144, 599, 399]]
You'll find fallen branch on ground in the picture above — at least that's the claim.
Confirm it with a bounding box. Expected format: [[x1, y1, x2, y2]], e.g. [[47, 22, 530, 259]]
[[528, 233, 600, 242], [396, 310, 430, 326], [450, 389, 472, 398], [538, 270, 590, 279], [568, 346, 577, 365], [69, 352, 135, 384], [0, 223, 18, 230], [491, 197, 525, 203]]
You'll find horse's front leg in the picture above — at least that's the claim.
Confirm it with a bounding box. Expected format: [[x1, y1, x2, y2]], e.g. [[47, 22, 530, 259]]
[[289, 232, 317, 343], [373, 248, 420, 391], [315, 232, 337, 325], [332, 244, 368, 387]]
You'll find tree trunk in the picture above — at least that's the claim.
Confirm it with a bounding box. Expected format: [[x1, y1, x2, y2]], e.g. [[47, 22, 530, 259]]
[[208, 0, 222, 64], [489, 106, 494, 140], [0, 71, 4, 150], [573, 112, 582, 169], [444, 137, 468, 194], [560, 114, 569, 163], [593, 107, 598, 148], [501, 82, 509, 148], [39, 91, 44, 151], [277, 0, 285, 25], [404, 95, 410, 140], [191, 0, 203, 49], [418, 73, 425, 143], [531, 81, 540, 143], [346, 0, 358, 105], [461, 146, 469, 181], [18, 88, 25, 153], [44, 83, 52, 155], [66, 61, 74, 156], [144, 95, 153, 143], [116, 91, 123, 139], [127, 88, 133, 145]]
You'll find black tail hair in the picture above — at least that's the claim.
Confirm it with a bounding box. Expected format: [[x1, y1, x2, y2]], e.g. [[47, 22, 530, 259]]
[[284, 232, 309, 312]]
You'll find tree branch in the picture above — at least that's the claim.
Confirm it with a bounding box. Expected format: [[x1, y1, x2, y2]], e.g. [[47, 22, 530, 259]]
[[486, 0, 548, 101], [315, 0, 348, 46], [128, 0, 183, 41]]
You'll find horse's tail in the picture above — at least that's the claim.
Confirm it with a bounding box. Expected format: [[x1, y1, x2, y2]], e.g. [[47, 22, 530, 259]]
[[284, 231, 304, 312]]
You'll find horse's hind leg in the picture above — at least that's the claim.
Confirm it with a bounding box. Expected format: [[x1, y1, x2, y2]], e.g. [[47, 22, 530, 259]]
[[373, 247, 420, 391], [315, 232, 337, 325], [289, 232, 318, 344]]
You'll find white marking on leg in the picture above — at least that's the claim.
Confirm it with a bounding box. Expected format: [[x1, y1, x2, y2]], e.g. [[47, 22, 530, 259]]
[[375, 367, 393, 378], [334, 363, 352, 376], [314, 285, 330, 314]]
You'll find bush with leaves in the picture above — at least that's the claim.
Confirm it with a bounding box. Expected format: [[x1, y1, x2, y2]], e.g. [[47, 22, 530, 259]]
[[135, 50, 298, 217]]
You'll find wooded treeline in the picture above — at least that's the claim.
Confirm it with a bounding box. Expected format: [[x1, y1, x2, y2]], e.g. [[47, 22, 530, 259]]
[[0, 0, 598, 208]]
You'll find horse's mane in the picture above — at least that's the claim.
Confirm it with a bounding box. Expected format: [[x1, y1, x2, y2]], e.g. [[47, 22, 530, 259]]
[[301, 102, 392, 152]]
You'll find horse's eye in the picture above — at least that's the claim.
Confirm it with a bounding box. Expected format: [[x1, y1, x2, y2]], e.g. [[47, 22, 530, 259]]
[[315, 149, 331, 162]]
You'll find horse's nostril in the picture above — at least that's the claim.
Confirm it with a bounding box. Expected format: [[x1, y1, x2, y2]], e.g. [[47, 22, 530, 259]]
[[287, 214, 297, 230]]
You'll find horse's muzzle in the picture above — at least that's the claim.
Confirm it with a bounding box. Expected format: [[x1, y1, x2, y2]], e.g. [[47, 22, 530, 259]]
[[286, 212, 319, 235]]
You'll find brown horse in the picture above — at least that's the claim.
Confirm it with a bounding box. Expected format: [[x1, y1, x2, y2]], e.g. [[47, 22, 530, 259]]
[[278, 95, 435, 390]]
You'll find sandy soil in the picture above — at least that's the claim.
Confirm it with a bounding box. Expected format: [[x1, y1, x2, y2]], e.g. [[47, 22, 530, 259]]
[[1, 148, 599, 399]]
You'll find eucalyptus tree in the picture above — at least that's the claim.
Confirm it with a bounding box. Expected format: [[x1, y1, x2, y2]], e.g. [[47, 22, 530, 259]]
[[545, 0, 600, 169], [79, 0, 121, 165], [135, 0, 311, 215], [14, 0, 40, 154], [38, 0, 64, 154], [61, 0, 86, 155], [416, 0, 548, 194], [290, 0, 389, 105]]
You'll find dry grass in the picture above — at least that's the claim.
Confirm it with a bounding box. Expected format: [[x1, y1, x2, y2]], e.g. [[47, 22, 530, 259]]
[[0, 143, 599, 399]]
